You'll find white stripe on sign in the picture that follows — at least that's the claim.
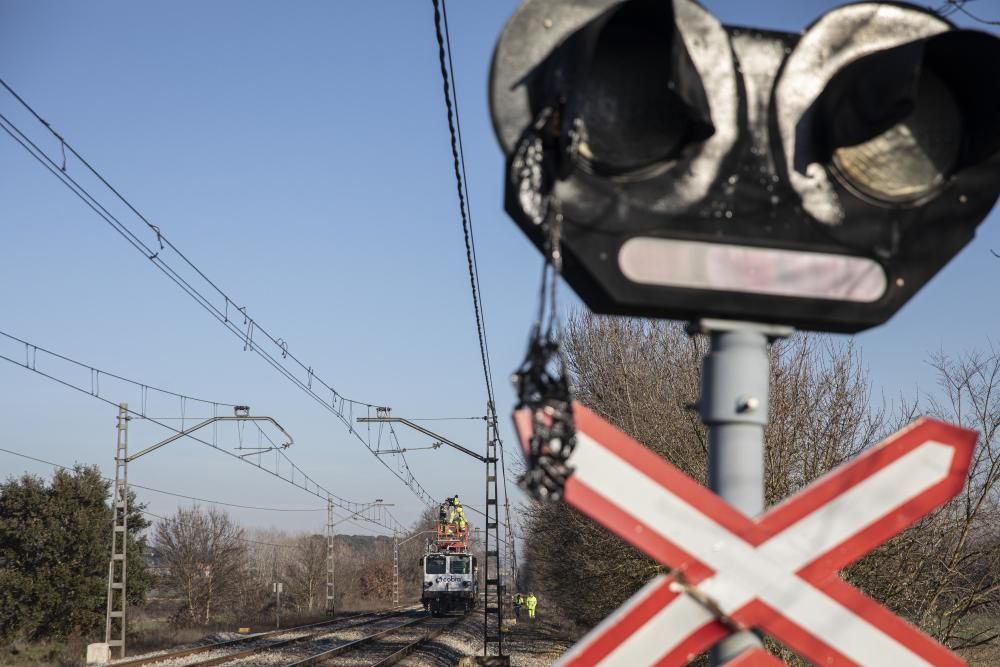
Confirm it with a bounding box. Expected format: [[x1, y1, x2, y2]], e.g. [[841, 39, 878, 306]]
[[567, 433, 953, 666], [756, 442, 955, 570]]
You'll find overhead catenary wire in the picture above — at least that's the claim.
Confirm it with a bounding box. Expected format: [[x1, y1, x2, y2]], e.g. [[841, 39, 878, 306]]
[[0, 445, 401, 538], [0, 330, 235, 416], [139, 509, 304, 550], [0, 77, 435, 509], [435, 0, 519, 575], [1, 447, 321, 512], [431, 0, 496, 411], [131, 484, 322, 512], [140, 508, 396, 540], [939, 0, 1000, 24], [431, 0, 518, 574], [0, 106, 433, 506], [0, 329, 406, 534]]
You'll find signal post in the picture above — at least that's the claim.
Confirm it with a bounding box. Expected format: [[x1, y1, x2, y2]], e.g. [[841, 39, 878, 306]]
[[490, 1, 1000, 664]]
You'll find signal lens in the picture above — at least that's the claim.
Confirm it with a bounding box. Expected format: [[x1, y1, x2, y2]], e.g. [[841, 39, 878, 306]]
[[576, 0, 707, 175], [832, 71, 961, 202]]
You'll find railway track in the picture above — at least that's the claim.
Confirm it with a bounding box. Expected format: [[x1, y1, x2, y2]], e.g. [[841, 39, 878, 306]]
[[366, 613, 465, 667], [111, 607, 415, 667], [284, 612, 465, 666]]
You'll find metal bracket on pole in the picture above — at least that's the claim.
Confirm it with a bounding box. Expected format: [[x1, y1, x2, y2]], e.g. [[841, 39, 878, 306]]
[[356, 415, 486, 462], [127, 413, 293, 462], [691, 320, 792, 665]]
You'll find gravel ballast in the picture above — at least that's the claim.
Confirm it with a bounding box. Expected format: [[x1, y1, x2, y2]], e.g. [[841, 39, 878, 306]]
[[397, 610, 574, 667]]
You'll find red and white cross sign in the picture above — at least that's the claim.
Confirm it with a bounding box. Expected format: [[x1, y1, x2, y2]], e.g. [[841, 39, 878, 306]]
[[514, 403, 977, 666]]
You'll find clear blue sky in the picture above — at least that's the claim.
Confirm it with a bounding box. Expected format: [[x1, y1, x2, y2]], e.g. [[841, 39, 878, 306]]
[[2, 1, 999, 535]]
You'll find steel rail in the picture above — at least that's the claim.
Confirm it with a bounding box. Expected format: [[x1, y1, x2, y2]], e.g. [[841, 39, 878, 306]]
[[282, 615, 433, 666], [111, 608, 406, 667], [188, 611, 410, 667], [369, 614, 466, 667]]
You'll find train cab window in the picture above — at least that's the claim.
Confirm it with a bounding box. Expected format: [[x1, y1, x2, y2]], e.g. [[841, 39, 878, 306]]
[[449, 556, 471, 574], [426, 556, 447, 574]]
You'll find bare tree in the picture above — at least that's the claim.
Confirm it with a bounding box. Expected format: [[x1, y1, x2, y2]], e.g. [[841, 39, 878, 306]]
[[289, 534, 326, 611], [845, 346, 1000, 653], [523, 313, 1000, 661], [232, 533, 275, 617], [523, 314, 887, 631], [153, 506, 246, 626]]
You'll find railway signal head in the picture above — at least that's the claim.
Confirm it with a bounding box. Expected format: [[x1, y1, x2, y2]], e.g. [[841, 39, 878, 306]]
[[490, 0, 1000, 332]]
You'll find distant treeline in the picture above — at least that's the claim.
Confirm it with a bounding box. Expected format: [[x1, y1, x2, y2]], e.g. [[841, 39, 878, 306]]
[[0, 465, 440, 647]]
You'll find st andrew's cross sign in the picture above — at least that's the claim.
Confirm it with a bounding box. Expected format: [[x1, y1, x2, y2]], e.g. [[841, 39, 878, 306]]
[[514, 404, 976, 666]]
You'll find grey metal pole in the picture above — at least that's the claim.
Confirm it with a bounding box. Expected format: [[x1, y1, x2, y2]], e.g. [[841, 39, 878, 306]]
[[326, 497, 335, 616], [393, 533, 400, 606], [104, 403, 130, 658], [275, 583, 281, 629], [697, 320, 789, 665]]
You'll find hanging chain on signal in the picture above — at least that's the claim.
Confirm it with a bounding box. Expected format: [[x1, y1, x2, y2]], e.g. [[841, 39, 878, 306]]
[[512, 103, 582, 502], [513, 106, 755, 617]]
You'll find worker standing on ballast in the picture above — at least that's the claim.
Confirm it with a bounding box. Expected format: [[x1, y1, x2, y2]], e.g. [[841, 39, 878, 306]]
[[514, 593, 525, 620], [526, 592, 538, 620]]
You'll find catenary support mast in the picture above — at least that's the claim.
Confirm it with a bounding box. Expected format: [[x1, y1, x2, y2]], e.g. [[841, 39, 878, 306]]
[[327, 496, 335, 615], [393, 532, 400, 606], [483, 403, 504, 656], [102, 406, 292, 658], [357, 410, 506, 657], [104, 403, 130, 658]]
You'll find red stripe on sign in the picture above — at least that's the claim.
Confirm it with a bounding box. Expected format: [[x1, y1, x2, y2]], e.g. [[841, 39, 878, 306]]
[[566, 477, 714, 583], [573, 402, 759, 543], [560, 577, 681, 667], [756, 418, 976, 548]]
